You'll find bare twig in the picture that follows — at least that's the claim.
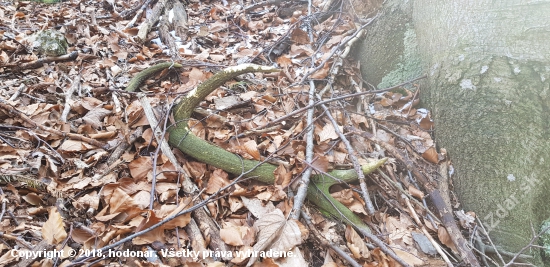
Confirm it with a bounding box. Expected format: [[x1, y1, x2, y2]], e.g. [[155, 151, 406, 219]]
[[262, 75, 427, 130], [502, 223, 548, 267], [290, 80, 315, 220], [0, 191, 6, 223], [355, 227, 412, 267], [244, 0, 284, 12], [299, 14, 379, 84], [475, 216, 505, 264], [321, 103, 375, 214], [376, 169, 440, 223], [355, 129, 480, 266], [290, 0, 317, 220], [136, 0, 169, 42], [8, 83, 26, 101], [138, 93, 196, 193], [122, 0, 154, 26], [61, 74, 80, 122]]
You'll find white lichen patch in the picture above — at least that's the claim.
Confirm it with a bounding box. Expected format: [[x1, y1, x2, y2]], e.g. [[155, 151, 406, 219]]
[[494, 77, 502, 82], [513, 67, 521, 74], [187, 87, 198, 98], [458, 54, 465, 61], [460, 79, 476, 90], [507, 174, 516, 182], [225, 64, 278, 73], [480, 65, 489, 74], [504, 99, 512, 107], [430, 63, 439, 76]]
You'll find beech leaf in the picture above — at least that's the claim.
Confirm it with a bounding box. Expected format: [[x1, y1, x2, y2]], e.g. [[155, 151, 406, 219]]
[[42, 208, 67, 245], [248, 209, 306, 265]]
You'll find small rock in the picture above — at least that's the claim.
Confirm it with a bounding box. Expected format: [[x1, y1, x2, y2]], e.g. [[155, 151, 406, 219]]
[[412, 232, 437, 256], [28, 30, 68, 56]]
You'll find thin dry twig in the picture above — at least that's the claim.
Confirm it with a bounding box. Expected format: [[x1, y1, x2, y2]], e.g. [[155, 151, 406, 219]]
[[475, 216, 506, 265], [502, 223, 548, 267], [320, 103, 375, 215], [61, 74, 80, 122], [262, 75, 427, 130], [290, 0, 319, 221]]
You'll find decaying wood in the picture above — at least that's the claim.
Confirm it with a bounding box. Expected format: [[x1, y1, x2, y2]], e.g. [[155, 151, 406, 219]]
[[136, 0, 169, 43], [172, 1, 189, 42]]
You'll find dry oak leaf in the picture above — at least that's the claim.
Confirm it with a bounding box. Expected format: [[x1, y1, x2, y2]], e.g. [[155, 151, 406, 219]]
[[422, 147, 439, 164], [331, 189, 368, 215], [58, 139, 96, 152], [156, 197, 192, 229], [318, 122, 340, 143], [241, 140, 261, 161], [42, 207, 68, 245], [128, 156, 152, 181]]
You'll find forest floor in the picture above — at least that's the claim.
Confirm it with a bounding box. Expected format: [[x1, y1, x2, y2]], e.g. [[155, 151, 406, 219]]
[[0, 0, 472, 266]]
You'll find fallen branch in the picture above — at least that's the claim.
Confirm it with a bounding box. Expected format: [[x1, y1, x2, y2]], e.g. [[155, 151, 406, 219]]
[[261, 75, 427, 130], [121, 62, 412, 266], [404, 195, 453, 267], [1, 51, 78, 71], [167, 63, 387, 235], [136, 0, 169, 43]]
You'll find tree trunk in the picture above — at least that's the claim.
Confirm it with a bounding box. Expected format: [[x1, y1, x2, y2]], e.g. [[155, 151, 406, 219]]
[[356, 0, 550, 265]]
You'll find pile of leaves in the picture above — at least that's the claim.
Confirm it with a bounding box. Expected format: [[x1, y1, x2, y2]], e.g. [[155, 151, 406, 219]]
[[0, 0, 471, 266]]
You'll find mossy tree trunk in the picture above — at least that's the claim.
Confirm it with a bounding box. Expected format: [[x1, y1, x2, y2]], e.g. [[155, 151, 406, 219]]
[[355, 0, 550, 265]]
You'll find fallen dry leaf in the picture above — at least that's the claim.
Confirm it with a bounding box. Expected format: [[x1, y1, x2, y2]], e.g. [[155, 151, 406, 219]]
[[42, 208, 67, 245], [345, 225, 370, 260], [251, 209, 306, 263], [438, 226, 458, 252], [393, 249, 425, 266]]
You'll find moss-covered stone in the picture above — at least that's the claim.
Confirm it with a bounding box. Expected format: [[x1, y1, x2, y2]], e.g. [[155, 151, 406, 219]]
[[31, 30, 68, 56]]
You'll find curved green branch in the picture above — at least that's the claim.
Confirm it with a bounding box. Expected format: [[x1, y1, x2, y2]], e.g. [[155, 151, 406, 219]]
[[128, 63, 386, 234], [125, 62, 183, 92]]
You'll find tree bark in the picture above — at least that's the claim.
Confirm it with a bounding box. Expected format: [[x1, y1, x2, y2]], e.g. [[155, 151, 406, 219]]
[[356, 0, 550, 265]]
